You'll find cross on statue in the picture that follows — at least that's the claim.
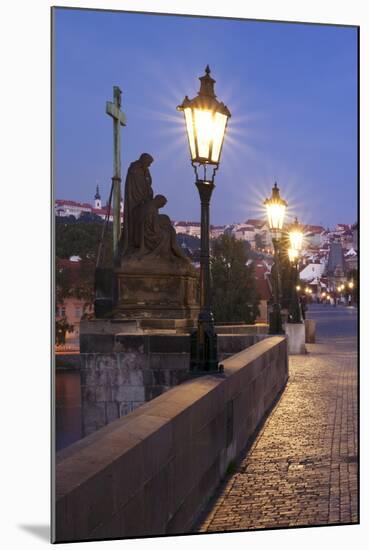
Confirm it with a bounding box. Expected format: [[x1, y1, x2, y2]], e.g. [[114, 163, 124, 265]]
[[106, 86, 127, 262]]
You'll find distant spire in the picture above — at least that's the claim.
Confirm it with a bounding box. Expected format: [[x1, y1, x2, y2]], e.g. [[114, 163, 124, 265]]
[[95, 184, 101, 200]]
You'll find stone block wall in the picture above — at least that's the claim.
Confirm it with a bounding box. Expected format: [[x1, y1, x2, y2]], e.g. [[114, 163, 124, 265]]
[[54, 336, 288, 542], [79, 331, 266, 437]]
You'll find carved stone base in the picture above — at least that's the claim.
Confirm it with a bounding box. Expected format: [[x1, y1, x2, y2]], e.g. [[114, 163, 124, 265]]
[[113, 269, 200, 320]]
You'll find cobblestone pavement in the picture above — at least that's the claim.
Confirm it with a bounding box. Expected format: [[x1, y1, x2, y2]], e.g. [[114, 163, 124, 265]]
[[197, 305, 358, 532]]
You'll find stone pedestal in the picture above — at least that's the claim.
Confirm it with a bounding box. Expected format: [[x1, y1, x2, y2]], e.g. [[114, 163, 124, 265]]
[[286, 322, 306, 354], [115, 271, 199, 319]]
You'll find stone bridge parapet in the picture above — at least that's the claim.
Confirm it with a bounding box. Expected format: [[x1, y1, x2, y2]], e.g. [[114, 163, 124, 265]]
[[54, 335, 288, 542]]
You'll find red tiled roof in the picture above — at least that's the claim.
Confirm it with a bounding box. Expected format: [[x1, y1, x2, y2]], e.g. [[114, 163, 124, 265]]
[[304, 224, 325, 234], [245, 219, 265, 228], [55, 199, 92, 209], [235, 225, 255, 231], [175, 221, 201, 227], [91, 208, 110, 215]]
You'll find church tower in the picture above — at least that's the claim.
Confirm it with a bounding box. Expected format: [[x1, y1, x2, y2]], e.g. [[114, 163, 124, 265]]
[[94, 185, 102, 209]]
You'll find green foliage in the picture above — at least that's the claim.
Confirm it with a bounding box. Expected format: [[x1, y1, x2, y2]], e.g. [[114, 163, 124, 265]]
[[176, 233, 200, 251], [55, 220, 113, 306], [55, 258, 95, 304], [254, 233, 265, 250], [55, 317, 74, 345], [55, 220, 113, 266], [211, 233, 260, 324]]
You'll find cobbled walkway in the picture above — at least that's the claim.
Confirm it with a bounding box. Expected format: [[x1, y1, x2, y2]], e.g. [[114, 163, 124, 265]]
[[197, 314, 358, 532]]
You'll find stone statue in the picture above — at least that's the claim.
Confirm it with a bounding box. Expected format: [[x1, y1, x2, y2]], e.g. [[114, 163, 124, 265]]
[[120, 153, 154, 256], [115, 154, 199, 321], [120, 154, 191, 268], [132, 195, 190, 262]]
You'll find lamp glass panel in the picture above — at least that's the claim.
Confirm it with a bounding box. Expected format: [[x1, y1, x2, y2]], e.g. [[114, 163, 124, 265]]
[[289, 230, 303, 251], [211, 112, 227, 163], [194, 109, 213, 159], [184, 108, 197, 160], [288, 248, 298, 262], [266, 203, 286, 230]]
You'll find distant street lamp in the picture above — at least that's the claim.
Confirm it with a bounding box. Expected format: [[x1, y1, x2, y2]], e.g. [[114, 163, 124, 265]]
[[288, 217, 304, 323], [289, 217, 304, 252], [288, 248, 299, 263], [178, 65, 231, 372], [264, 182, 287, 334]]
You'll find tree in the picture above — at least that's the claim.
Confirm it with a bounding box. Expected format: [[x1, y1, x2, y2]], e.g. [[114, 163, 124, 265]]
[[55, 220, 113, 313], [55, 258, 95, 308], [55, 317, 74, 345], [211, 233, 260, 324], [55, 220, 113, 265], [254, 233, 265, 250], [176, 233, 200, 252]]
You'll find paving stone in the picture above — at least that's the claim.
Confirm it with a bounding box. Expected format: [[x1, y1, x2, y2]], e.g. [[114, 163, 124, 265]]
[[196, 307, 357, 532]]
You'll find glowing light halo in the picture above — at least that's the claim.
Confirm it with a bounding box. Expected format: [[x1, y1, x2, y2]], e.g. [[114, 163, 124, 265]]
[[264, 182, 288, 233], [289, 216, 304, 252]]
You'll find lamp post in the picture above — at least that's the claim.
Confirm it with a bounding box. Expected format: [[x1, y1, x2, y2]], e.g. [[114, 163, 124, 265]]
[[264, 182, 287, 334], [287, 216, 304, 323], [348, 280, 354, 306], [177, 65, 231, 372]]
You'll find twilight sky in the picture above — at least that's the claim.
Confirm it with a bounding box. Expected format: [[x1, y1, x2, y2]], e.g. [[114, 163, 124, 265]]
[[54, 8, 357, 228]]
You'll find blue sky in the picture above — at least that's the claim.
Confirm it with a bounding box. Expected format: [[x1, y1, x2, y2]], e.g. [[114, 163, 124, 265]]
[[54, 8, 357, 227]]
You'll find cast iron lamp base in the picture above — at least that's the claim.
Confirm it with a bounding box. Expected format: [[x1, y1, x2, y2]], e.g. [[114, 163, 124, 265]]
[[190, 312, 221, 373], [268, 303, 284, 335]]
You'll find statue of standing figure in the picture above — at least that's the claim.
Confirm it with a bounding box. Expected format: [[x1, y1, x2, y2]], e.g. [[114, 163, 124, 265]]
[[120, 154, 190, 265], [120, 153, 154, 257]]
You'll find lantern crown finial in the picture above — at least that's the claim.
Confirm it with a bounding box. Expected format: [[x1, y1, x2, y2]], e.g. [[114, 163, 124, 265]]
[[199, 65, 216, 98], [271, 182, 283, 201]]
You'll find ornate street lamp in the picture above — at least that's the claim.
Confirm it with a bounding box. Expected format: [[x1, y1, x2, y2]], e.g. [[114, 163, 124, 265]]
[[288, 217, 304, 323], [264, 182, 287, 334], [178, 65, 231, 372], [289, 217, 304, 252], [288, 248, 299, 263]]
